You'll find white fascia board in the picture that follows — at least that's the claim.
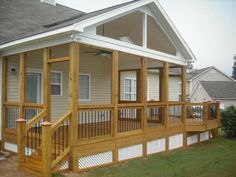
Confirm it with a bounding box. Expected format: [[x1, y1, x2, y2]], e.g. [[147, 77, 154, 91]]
[[76, 33, 186, 66], [0, 25, 75, 51], [1, 33, 74, 56], [152, 0, 196, 62], [73, 0, 153, 31]]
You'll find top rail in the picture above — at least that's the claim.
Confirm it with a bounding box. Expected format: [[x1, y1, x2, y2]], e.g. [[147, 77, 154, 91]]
[[26, 109, 46, 130]]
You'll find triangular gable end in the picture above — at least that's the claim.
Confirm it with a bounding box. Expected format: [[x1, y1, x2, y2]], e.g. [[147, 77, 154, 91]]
[[73, 0, 195, 62]]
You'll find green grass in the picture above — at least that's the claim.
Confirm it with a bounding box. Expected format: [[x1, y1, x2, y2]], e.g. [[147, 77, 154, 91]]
[[87, 133, 236, 177]]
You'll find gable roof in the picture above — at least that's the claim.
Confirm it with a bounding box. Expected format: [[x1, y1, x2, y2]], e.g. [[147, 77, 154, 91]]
[[187, 67, 211, 80], [187, 66, 234, 81], [0, 0, 138, 45], [0, 0, 195, 62], [200, 81, 236, 99]]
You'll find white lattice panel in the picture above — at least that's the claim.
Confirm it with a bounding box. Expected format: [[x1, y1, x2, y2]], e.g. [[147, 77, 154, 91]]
[[59, 160, 69, 170], [169, 133, 183, 150], [187, 135, 198, 145], [147, 138, 165, 155], [78, 151, 112, 169], [4, 142, 17, 152], [118, 144, 142, 161], [200, 131, 209, 142]]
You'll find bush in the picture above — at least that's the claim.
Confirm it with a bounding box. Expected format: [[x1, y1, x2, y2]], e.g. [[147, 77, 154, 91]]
[[221, 106, 236, 137]]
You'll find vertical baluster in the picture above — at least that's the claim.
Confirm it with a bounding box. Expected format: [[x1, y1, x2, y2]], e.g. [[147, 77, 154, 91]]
[[62, 121, 64, 151]]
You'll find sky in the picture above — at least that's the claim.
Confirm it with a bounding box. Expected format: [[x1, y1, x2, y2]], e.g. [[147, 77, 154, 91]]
[[56, 0, 236, 76]]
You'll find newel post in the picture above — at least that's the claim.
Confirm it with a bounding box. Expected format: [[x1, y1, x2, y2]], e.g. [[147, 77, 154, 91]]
[[16, 118, 26, 168], [42, 121, 52, 177], [203, 101, 209, 129], [216, 100, 221, 125]]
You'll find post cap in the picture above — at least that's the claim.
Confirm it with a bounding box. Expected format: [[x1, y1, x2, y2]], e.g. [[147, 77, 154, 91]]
[[41, 121, 52, 126], [16, 118, 26, 123]]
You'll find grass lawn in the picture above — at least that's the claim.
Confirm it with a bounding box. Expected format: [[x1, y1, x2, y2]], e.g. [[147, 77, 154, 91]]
[[58, 132, 236, 177]]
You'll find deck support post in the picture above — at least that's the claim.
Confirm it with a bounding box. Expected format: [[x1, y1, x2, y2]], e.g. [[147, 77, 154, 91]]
[[140, 58, 147, 157], [162, 62, 169, 127], [1, 57, 7, 150], [16, 118, 26, 168], [19, 53, 26, 119], [181, 66, 187, 146], [42, 121, 52, 177], [111, 51, 119, 163], [69, 42, 79, 172], [203, 101, 209, 129], [43, 48, 51, 121]]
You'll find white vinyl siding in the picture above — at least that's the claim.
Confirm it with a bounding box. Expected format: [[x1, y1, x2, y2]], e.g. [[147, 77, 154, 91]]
[[79, 74, 90, 101], [51, 72, 62, 96]]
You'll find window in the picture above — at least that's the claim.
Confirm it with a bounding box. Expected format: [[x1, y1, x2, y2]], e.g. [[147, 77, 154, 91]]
[[51, 72, 62, 96], [178, 82, 182, 101], [124, 78, 136, 101], [79, 74, 90, 101]]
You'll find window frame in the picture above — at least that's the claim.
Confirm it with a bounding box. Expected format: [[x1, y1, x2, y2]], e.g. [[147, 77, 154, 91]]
[[79, 73, 91, 101], [51, 71, 63, 96], [124, 77, 137, 101]]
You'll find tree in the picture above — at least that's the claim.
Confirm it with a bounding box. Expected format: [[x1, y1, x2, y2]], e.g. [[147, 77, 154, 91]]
[[221, 106, 236, 137], [232, 55, 236, 80]]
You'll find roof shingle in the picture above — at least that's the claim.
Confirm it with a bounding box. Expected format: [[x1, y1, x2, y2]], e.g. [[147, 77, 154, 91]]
[[200, 81, 236, 99]]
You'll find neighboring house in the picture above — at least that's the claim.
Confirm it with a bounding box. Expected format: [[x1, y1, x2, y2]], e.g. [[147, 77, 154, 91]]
[[187, 66, 234, 101], [191, 81, 236, 109], [0, 0, 220, 176]]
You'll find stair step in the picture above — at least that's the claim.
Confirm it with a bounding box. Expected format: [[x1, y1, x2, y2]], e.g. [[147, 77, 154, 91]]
[[21, 165, 43, 177], [21, 162, 43, 173]]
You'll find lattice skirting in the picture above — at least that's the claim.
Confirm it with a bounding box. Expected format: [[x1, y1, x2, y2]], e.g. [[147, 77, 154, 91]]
[[59, 160, 69, 171], [187, 134, 198, 145], [78, 151, 113, 169], [118, 144, 142, 161], [200, 131, 209, 141], [147, 138, 165, 155], [169, 133, 183, 150]]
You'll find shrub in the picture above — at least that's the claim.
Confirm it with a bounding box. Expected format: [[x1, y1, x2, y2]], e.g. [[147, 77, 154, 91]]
[[221, 106, 236, 137]]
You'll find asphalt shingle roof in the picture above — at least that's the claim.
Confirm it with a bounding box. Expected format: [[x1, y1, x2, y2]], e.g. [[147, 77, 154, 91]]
[[200, 81, 236, 99], [0, 0, 138, 45]]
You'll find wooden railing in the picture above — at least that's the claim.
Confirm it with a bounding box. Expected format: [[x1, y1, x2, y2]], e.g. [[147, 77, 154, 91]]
[[118, 104, 143, 133], [49, 111, 71, 169], [25, 109, 46, 157], [186, 103, 205, 123], [78, 105, 113, 140], [4, 102, 20, 130], [168, 102, 183, 125], [146, 102, 165, 128]]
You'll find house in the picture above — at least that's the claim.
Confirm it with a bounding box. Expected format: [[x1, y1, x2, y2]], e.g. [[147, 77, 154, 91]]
[[191, 81, 236, 109], [187, 66, 234, 106], [0, 0, 220, 176]]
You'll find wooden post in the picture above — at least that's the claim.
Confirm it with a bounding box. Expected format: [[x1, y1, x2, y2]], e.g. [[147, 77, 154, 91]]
[[216, 100, 221, 125], [69, 42, 79, 172], [43, 48, 51, 121], [16, 118, 26, 167], [203, 101, 209, 129], [42, 121, 52, 177], [111, 51, 118, 138], [181, 66, 187, 146], [140, 58, 147, 131], [1, 57, 7, 149], [140, 58, 147, 157], [19, 53, 26, 118], [162, 62, 169, 127]]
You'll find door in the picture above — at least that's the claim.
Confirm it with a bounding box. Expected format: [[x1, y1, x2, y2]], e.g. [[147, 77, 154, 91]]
[[26, 72, 41, 103]]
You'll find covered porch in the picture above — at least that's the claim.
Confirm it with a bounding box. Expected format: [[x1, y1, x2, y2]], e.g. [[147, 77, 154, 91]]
[[1, 42, 220, 176]]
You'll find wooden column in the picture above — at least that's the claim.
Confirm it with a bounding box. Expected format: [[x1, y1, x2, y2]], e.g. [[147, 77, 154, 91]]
[[203, 101, 209, 129], [19, 53, 26, 119], [181, 66, 187, 146], [43, 48, 51, 121], [1, 57, 7, 149], [42, 121, 52, 177], [140, 58, 147, 157], [140, 58, 147, 131], [162, 62, 169, 127], [111, 51, 119, 163], [69, 42, 79, 172]]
